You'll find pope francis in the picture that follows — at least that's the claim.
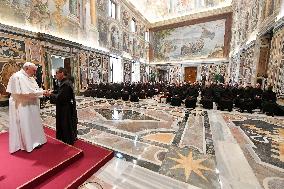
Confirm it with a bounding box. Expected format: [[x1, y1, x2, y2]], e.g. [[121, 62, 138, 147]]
[[6, 62, 47, 153]]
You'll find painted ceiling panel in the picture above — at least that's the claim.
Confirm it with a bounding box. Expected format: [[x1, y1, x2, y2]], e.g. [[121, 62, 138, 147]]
[[127, 0, 232, 23]]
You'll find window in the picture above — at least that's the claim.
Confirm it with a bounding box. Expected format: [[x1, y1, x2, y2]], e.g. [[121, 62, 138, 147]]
[[145, 30, 149, 42], [131, 18, 136, 32], [109, 0, 116, 19]]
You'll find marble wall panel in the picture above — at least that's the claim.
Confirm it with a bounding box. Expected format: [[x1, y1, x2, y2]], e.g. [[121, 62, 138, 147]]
[[26, 40, 42, 64], [229, 54, 239, 83], [89, 53, 102, 83], [0, 60, 21, 95], [140, 63, 147, 82], [240, 44, 257, 85], [267, 27, 284, 95], [123, 59, 132, 83], [0, 35, 25, 61], [79, 52, 88, 89], [200, 64, 228, 83], [169, 65, 181, 84], [102, 55, 110, 83]]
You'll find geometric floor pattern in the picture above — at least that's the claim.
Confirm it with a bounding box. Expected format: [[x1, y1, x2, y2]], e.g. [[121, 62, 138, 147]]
[[1, 96, 284, 188], [223, 113, 284, 169], [222, 113, 284, 189], [41, 97, 220, 188]]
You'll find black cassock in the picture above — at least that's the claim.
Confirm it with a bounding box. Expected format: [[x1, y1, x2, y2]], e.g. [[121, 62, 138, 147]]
[[50, 78, 78, 145]]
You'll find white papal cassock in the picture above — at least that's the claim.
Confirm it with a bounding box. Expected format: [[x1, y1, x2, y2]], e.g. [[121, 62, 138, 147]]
[[6, 69, 47, 153]]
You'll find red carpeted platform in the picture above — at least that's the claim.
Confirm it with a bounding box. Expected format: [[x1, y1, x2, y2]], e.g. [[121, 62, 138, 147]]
[[33, 127, 114, 189], [0, 132, 83, 189]]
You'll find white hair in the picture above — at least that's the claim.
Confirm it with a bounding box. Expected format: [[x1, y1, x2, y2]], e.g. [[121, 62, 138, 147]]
[[23, 62, 37, 69]]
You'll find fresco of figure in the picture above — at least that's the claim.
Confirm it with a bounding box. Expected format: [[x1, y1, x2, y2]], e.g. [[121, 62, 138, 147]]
[[111, 26, 119, 49]]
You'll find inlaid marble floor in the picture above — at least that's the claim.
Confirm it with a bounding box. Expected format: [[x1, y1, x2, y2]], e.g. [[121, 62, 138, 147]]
[[0, 97, 284, 189]]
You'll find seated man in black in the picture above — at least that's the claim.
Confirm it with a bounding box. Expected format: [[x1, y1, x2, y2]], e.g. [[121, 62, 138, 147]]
[[252, 83, 263, 110], [185, 84, 198, 108], [262, 86, 277, 116], [200, 82, 214, 109], [219, 83, 234, 111], [239, 84, 254, 113], [130, 91, 139, 102], [234, 84, 243, 108], [121, 89, 129, 101], [171, 94, 182, 106]]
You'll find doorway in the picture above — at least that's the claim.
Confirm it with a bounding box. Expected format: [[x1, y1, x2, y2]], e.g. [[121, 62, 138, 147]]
[[50, 55, 71, 89], [158, 69, 168, 82], [184, 67, 197, 83]]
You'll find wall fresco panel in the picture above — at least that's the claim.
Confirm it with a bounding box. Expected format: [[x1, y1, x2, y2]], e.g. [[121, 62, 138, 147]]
[[153, 19, 226, 62]]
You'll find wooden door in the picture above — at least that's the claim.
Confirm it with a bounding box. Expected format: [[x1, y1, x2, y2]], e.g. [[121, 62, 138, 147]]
[[184, 67, 197, 83]]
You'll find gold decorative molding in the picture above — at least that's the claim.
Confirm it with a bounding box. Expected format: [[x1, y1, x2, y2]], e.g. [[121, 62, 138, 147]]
[[150, 5, 232, 28]]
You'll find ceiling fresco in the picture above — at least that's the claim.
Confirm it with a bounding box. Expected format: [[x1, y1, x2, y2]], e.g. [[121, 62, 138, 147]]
[[127, 0, 232, 23]]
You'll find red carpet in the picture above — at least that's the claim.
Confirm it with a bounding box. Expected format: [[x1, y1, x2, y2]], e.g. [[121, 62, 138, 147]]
[[33, 127, 114, 189], [0, 132, 83, 189]]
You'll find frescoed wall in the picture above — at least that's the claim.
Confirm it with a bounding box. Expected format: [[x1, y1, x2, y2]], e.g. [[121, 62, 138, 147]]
[[152, 18, 227, 62], [228, 0, 282, 88], [267, 24, 284, 95], [0, 0, 92, 45], [128, 0, 231, 23], [0, 0, 149, 61], [0, 0, 150, 100], [120, 3, 148, 60]]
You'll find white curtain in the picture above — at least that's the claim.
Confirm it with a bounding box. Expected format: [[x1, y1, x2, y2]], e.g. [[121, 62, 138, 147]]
[[132, 62, 140, 82], [112, 57, 123, 83]]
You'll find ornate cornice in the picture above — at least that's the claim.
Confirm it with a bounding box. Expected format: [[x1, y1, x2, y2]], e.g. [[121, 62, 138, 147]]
[[258, 13, 277, 36], [37, 33, 83, 49], [150, 58, 229, 65], [0, 23, 37, 38], [0, 23, 111, 57], [274, 16, 284, 34], [150, 5, 232, 28]]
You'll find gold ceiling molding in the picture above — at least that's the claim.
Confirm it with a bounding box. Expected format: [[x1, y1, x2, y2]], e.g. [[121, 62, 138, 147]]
[[150, 5, 232, 28], [150, 58, 229, 65], [119, 0, 151, 27]]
